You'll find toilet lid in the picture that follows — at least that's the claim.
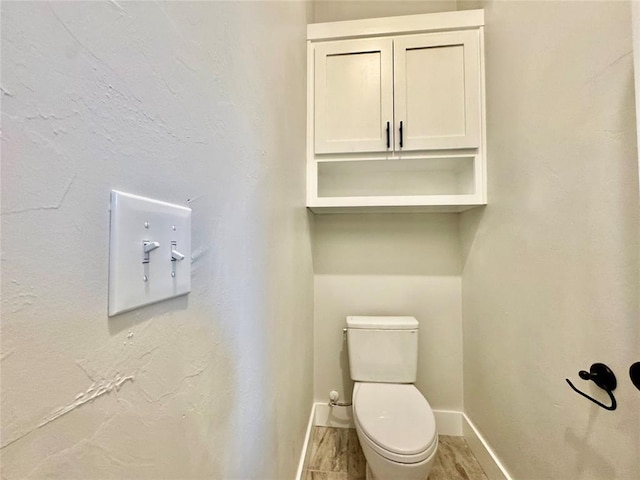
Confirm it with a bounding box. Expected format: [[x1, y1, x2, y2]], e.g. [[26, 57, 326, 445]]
[[353, 383, 436, 456]]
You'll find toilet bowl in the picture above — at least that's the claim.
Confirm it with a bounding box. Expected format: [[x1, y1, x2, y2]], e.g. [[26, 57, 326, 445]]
[[352, 382, 438, 480]]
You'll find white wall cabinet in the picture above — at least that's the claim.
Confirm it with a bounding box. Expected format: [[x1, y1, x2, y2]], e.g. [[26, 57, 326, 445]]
[[314, 30, 480, 155], [307, 10, 487, 212]]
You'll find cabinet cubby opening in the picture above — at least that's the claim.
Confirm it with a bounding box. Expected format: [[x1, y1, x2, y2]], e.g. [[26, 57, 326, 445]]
[[317, 156, 476, 198]]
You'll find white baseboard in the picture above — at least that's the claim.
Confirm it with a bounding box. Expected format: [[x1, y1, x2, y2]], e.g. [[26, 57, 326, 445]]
[[297, 403, 511, 480], [313, 402, 463, 436], [433, 409, 463, 436], [295, 403, 317, 480], [315, 402, 355, 428], [463, 413, 512, 480]]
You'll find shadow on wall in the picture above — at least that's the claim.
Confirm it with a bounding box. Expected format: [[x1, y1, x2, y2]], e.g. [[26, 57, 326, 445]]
[[311, 213, 465, 276], [312, 0, 459, 23], [460, 206, 486, 270], [565, 420, 616, 478], [107, 295, 189, 336]]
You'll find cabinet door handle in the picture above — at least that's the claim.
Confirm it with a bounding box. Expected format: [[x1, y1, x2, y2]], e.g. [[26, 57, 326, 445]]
[[386, 121, 390, 149], [399, 121, 403, 149]]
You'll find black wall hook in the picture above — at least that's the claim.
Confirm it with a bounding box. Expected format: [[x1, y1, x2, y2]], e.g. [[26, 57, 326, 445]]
[[566, 363, 617, 411], [630, 362, 640, 391]]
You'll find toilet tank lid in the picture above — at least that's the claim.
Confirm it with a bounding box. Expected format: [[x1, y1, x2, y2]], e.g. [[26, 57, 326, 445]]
[[346, 316, 418, 330]]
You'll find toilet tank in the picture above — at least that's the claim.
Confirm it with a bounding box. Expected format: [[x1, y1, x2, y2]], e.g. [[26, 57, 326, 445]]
[[346, 316, 419, 383]]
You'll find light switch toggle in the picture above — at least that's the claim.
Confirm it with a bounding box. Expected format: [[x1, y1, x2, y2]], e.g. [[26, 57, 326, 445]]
[[143, 241, 160, 263], [171, 241, 185, 261]]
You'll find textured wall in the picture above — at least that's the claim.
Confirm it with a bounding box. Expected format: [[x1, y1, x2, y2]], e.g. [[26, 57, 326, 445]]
[[1, 2, 313, 479], [460, 1, 639, 479], [313, 214, 463, 411], [634, 1, 640, 174]]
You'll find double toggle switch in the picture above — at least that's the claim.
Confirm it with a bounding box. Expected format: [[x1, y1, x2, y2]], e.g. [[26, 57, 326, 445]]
[[142, 239, 186, 280], [142, 240, 185, 264], [108, 190, 191, 316]]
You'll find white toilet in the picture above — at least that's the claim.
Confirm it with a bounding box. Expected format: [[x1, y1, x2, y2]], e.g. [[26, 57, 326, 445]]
[[346, 316, 438, 480]]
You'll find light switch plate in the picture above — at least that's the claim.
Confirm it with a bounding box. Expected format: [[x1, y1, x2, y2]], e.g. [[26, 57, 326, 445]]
[[108, 190, 191, 316]]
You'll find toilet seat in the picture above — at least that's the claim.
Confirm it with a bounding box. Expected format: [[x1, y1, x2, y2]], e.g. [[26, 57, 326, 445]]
[[353, 382, 438, 464]]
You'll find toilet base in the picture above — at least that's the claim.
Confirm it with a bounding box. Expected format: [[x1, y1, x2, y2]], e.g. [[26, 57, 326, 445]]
[[358, 430, 438, 480]]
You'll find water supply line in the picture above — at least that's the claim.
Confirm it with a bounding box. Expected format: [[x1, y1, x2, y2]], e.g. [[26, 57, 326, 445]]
[[328, 390, 352, 407]]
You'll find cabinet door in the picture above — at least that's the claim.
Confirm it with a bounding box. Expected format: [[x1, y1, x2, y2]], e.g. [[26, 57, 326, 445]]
[[314, 38, 393, 154], [394, 31, 481, 151]]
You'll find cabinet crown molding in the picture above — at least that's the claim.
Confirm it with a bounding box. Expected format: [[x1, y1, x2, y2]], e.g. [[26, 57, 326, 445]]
[[307, 9, 484, 42]]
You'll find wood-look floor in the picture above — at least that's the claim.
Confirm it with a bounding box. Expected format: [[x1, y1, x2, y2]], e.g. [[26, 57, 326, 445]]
[[304, 426, 488, 480]]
